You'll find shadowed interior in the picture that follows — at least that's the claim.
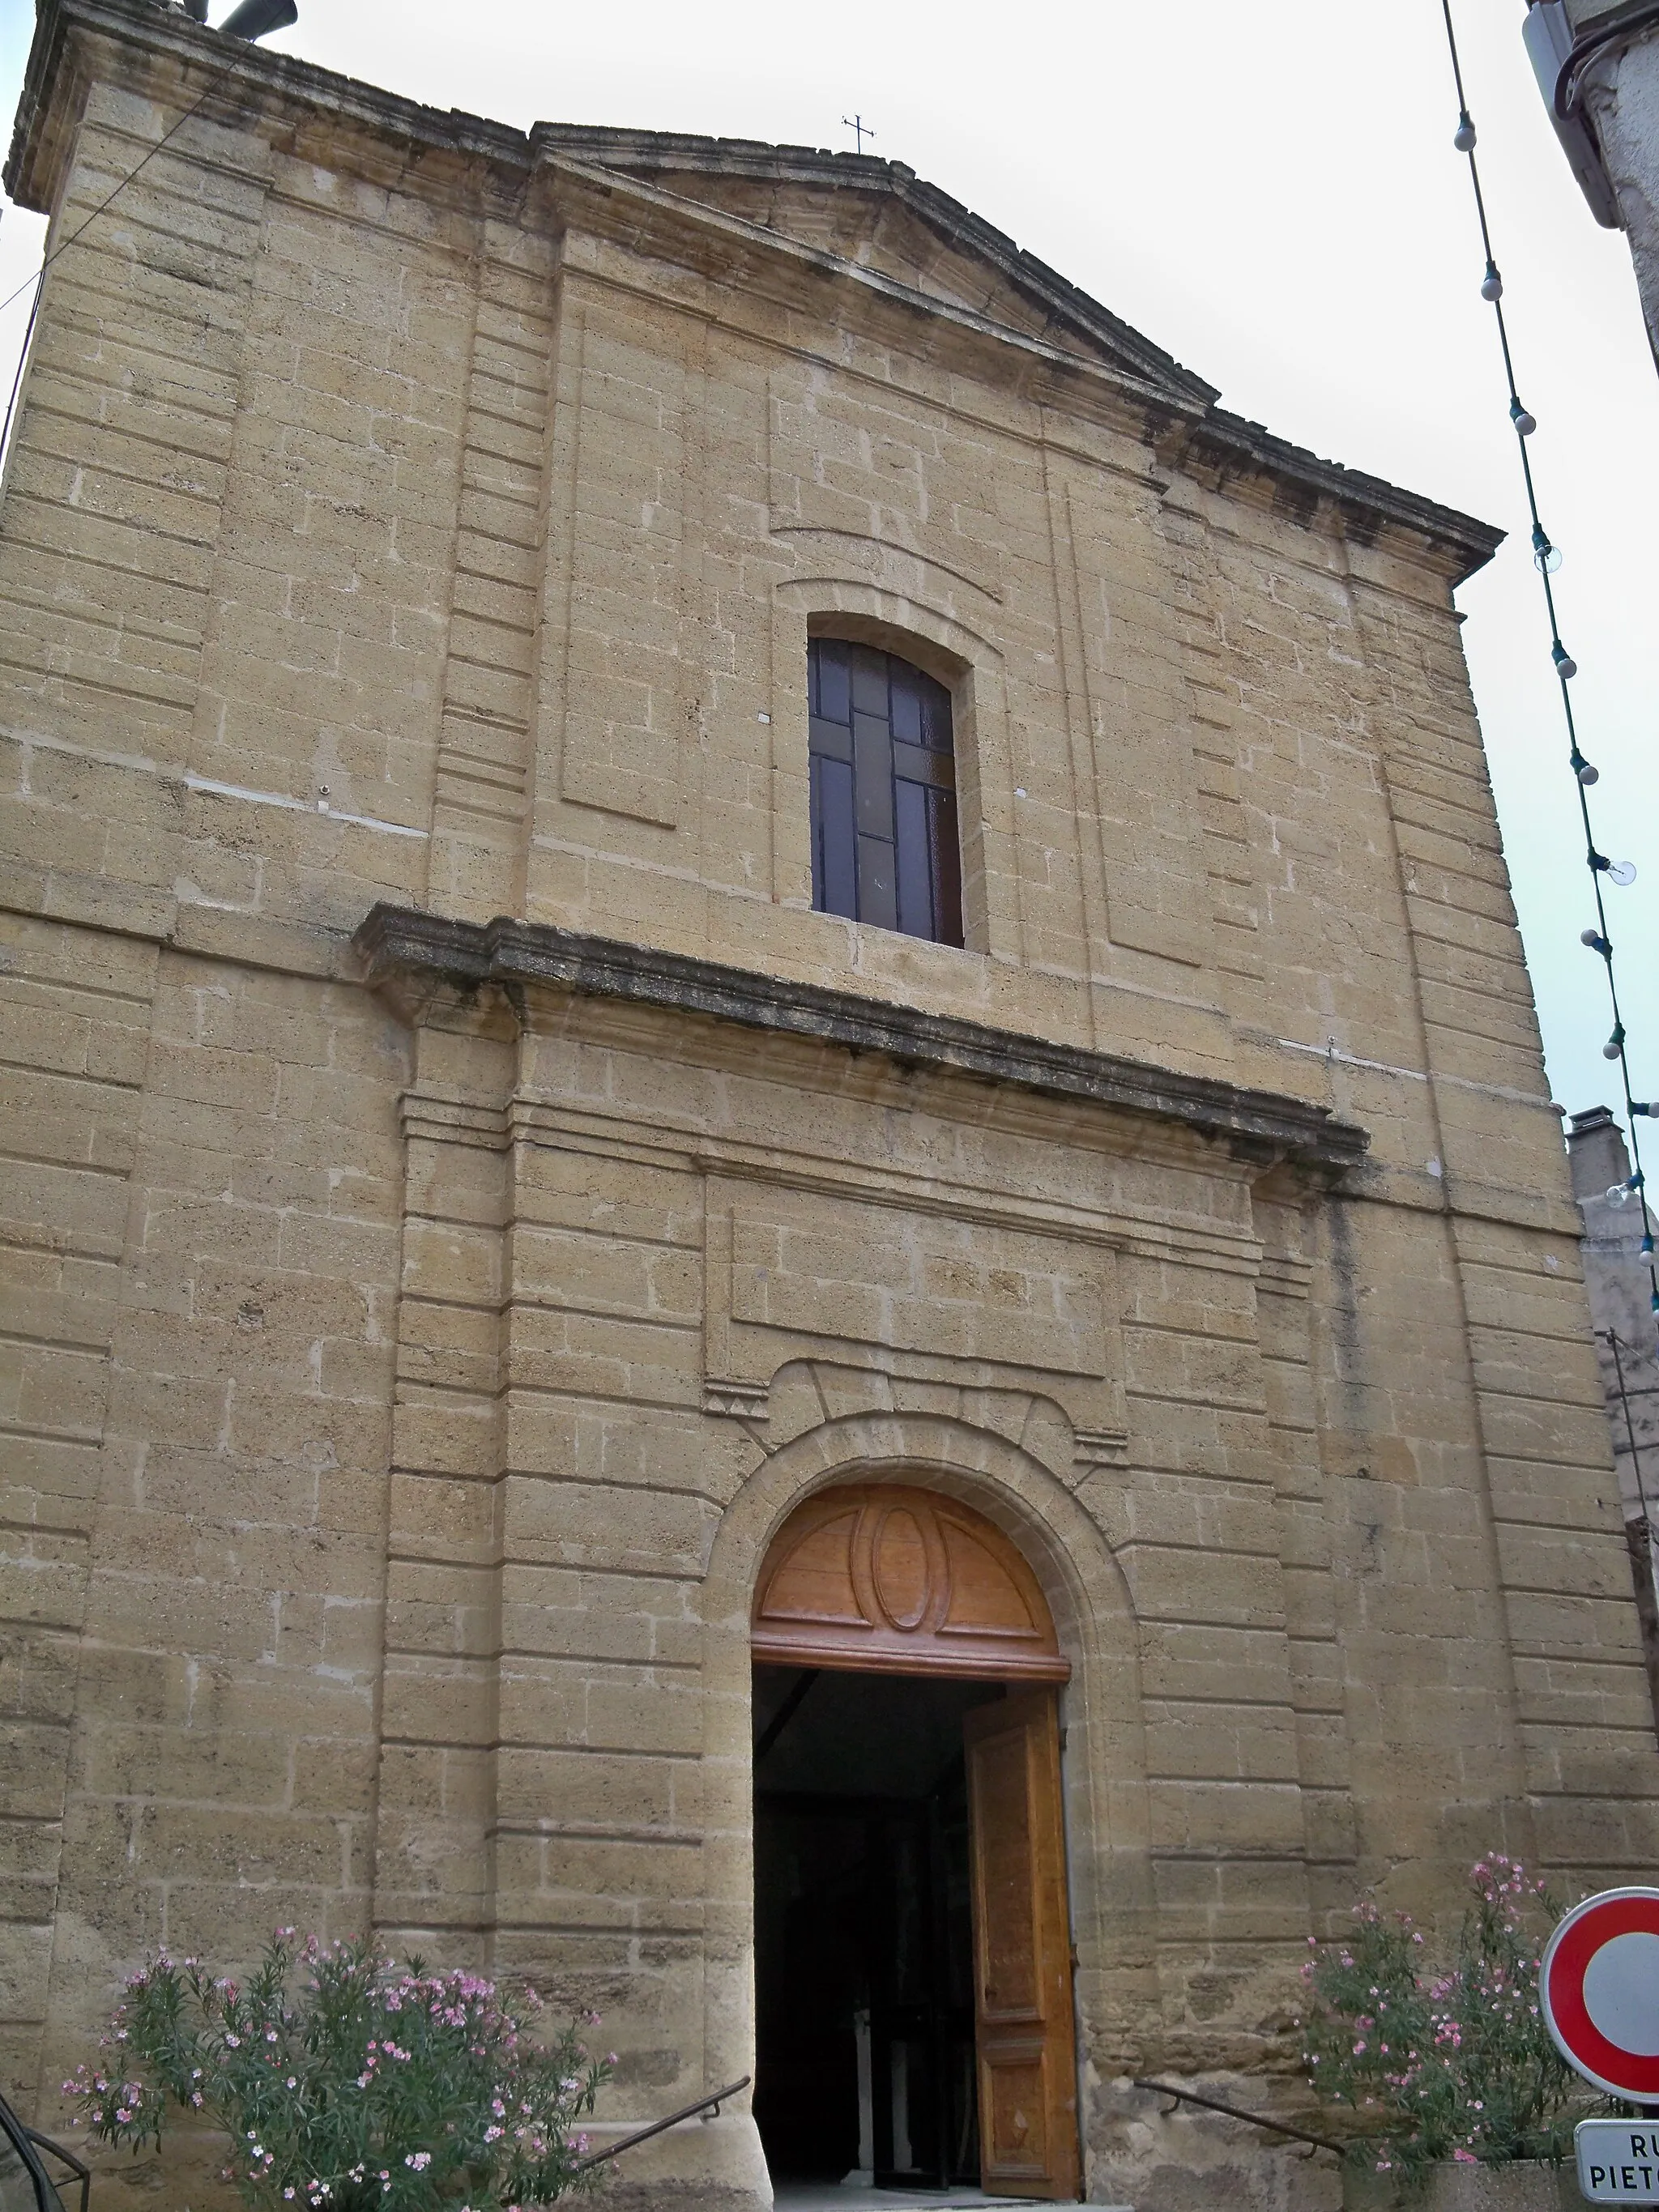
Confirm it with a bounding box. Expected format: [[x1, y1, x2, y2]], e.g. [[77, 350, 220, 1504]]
[[752, 1665, 1007, 2187]]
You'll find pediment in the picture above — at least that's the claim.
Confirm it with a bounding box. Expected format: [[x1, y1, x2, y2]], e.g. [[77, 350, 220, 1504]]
[[534, 127, 1218, 409]]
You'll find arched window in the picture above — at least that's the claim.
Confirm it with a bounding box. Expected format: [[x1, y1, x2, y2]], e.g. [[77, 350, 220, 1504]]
[[808, 638, 964, 947]]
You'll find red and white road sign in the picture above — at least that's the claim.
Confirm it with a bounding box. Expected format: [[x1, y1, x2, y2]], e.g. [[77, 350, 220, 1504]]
[[1542, 1888, 1659, 2100]]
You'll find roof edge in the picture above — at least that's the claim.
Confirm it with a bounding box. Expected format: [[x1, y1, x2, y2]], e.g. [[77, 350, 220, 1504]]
[[527, 121, 1222, 413], [1192, 408, 1507, 583], [5, 0, 1503, 585]]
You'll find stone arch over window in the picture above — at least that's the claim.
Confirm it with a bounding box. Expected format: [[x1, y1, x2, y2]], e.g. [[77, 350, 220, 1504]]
[[808, 636, 965, 946]]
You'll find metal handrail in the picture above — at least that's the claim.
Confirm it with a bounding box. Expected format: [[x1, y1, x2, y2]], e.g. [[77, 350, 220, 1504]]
[[1133, 2077, 1346, 2157], [23, 2125, 91, 2212], [0, 2085, 90, 2212], [572, 2076, 751, 2172]]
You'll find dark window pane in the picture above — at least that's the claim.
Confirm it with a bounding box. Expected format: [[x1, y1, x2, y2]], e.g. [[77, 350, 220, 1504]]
[[849, 646, 889, 717], [928, 786, 964, 948], [894, 777, 933, 940], [889, 668, 923, 745], [853, 711, 895, 840], [812, 755, 857, 918], [919, 671, 953, 752], [813, 640, 851, 725], [809, 715, 853, 764], [893, 739, 953, 791], [857, 833, 898, 930]]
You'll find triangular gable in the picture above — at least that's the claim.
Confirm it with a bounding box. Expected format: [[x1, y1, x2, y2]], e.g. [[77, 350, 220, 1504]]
[[531, 125, 1219, 409]]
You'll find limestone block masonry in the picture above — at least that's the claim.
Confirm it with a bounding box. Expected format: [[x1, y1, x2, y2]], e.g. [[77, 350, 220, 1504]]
[[1, 2, 1655, 2206]]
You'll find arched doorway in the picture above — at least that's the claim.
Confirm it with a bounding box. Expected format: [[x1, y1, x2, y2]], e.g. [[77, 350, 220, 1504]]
[[750, 1483, 1081, 2201]]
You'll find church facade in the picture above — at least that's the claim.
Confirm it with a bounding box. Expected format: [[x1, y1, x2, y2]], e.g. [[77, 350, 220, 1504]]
[[3, 2, 1656, 2203]]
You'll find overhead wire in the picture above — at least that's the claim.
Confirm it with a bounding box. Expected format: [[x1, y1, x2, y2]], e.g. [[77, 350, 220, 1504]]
[[0, 52, 239, 461], [1439, 0, 1659, 1344]]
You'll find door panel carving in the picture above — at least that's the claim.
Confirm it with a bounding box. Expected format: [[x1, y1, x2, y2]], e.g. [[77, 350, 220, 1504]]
[[752, 1485, 1069, 1682], [964, 1687, 1081, 2200]]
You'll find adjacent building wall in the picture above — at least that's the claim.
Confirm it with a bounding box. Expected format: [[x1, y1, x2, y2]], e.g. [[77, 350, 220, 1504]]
[[1552, 0, 1659, 362], [1567, 1105, 1659, 1733]]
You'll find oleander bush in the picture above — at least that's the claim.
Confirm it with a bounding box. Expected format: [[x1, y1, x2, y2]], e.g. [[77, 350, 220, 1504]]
[[65, 1929, 611, 2210], [1299, 1854, 1602, 2181]]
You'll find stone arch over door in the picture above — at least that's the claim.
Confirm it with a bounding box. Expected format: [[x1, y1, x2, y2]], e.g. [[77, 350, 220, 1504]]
[[699, 1410, 1151, 2205]]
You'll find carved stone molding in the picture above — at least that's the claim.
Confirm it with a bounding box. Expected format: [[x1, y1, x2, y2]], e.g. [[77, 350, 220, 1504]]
[[700, 1178, 1130, 1480], [354, 903, 1370, 1177], [703, 1376, 770, 1421], [1072, 1426, 1131, 1473]]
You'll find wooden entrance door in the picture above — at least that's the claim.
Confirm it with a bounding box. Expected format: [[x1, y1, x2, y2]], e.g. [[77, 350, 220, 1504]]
[[963, 1688, 1081, 2201], [751, 1484, 1081, 2198]]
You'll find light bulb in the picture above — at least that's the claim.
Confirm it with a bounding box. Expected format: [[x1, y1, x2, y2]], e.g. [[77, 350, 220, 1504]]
[[1509, 398, 1536, 436], [1608, 1183, 1632, 1207], [1633, 1102, 1655, 1118], [1610, 860, 1639, 887], [1606, 1022, 1627, 1060], [1576, 760, 1600, 786], [1533, 527, 1563, 575], [1553, 641, 1578, 679], [1581, 929, 1612, 955], [1481, 262, 1503, 301], [1454, 114, 1478, 153]]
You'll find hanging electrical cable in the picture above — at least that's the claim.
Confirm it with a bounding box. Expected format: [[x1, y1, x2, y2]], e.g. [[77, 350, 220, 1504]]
[[1, 0, 296, 464], [1439, 0, 1659, 1340], [0, 54, 238, 464]]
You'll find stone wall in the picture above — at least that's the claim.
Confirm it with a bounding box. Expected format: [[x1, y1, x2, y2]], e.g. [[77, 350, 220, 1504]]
[[1567, 1104, 1659, 1737], [1560, 0, 1659, 364], [2, 3, 1656, 2205]]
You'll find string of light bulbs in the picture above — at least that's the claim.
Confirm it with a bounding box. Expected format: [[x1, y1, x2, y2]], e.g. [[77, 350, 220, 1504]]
[[1439, 0, 1659, 1339]]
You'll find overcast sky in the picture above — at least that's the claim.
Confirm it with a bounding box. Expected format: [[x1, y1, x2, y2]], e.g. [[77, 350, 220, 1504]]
[[3, 0, 1656, 1136]]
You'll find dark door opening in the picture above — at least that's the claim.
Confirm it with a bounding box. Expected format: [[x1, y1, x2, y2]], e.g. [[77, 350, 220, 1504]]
[[753, 1664, 1004, 2188]]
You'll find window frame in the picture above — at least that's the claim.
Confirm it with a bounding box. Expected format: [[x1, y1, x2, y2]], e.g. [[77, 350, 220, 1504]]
[[807, 636, 965, 949]]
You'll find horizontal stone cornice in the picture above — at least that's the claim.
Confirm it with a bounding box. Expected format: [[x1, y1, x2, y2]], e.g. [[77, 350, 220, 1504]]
[[352, 904, 1371, 1178]]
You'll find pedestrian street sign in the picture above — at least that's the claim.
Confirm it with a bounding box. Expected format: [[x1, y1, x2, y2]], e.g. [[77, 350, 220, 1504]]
[[1576, 2120, 1659, 2202]]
